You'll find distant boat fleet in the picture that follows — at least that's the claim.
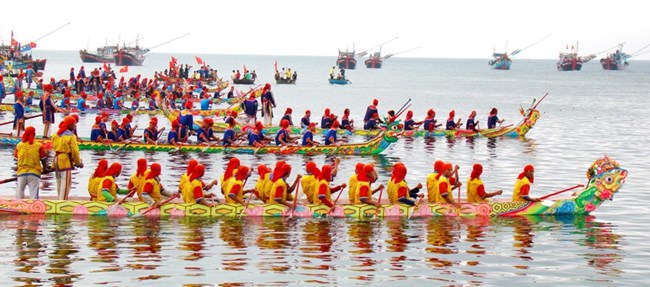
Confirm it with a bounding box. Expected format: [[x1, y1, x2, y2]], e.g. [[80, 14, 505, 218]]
[[336, 37, 420, 70], [79, 33, 189, 66]]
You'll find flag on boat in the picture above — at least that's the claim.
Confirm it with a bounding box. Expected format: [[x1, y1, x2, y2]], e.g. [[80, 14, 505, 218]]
[[195, 56, 203, 65], [274, 60, 278, 72], [171, 56, 177, 64], [243, 65, 248, 74], [11, 30, 18, 47], [103, 63, 109, 72], [119, 66, 129, 73]]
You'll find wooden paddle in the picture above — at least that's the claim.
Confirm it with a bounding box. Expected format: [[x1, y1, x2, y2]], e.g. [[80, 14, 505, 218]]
[[289, 181, 302, 218], [539, 184, 585, 200], [106, 187, 137, 214], [132, 193, 180, 217], [407, 197, 424, 219], [373, 186, 384, 219], [326, 186, 345, 216], [0, 113, 42, 127], [236, 178, 251, 218], [0, 169, 53, 185]]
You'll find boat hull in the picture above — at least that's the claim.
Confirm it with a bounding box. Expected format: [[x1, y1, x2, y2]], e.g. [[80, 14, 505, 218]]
[[365, 58, 382, 68], [490, 59, 512, 70], [232, 78, 255, 85], [275, 77, 296, 84], [328, 78, 350, 85], [337, 57, 356, 69], [79, 50, 113, 63], [114, 51, 144, 66]]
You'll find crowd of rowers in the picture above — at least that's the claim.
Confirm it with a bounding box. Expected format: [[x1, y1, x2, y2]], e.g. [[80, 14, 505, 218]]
[[14, 131, 541, 210]]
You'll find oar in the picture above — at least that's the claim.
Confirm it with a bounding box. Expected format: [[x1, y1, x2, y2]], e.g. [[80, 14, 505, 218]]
[[373, 186, 384, 219], [407, 197, 424, 219], [106, 187, 137, 214], [115, 137, 140, 151], [0, 177, 18, 184], [326, 187, 345, 216], [201, 141, 215, 153], [132, 193, 180, 217], [289, 181, 302, 218], [395, 98, 412, 117], [539, 184, 585, 200], [0, 113, 42, 127], [236, 178, 251, 219]]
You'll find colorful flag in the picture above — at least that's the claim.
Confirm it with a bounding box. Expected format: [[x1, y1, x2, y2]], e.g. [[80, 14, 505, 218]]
[[103, 63, 109, 72], [11, 30, 17, 47], [274, 60, 278, 72], [29, 42, 37, 48], [171, 56, 177, 64], [195, 56, 203, 65], [243, 65, 248, 74], [120, 66, 129, 73]]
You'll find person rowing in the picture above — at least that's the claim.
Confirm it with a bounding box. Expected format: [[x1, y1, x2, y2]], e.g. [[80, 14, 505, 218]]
[[466, 163, 503, 203], [364, 112, 380, 130], [220, 158, 241, 196], [77, 92, 89, 112], [513, 164, 540, 202], [275, 119, 297, 147], [301, 161, 320, 204], [423, 109, 441, 136], [426, 160, 444, 203], [281, 108, 294, 126], [124, 114, 138, 138], [465, 111, 479, 132], [247, 121, 266, 147], [143, 119, 161, 144], [355, 164, 384, 207], [141, 163, 177, 208], [363, 99, 380, 126], [107, 120, 125, 142], [255, 165, 271, 202], [325, 120, 345, 145], [96, 163, 124, 202], [300, 110, 311, 129], [313, 164, 346, 208], [403, 110, 423, 131], [433, 162, 461, 207], [127, 158, 148, 201], [301, 123, 320, 147], [487, 108, 505, 129], [321, 108, 333, 129], [179, 101, 195, 136], [226, 165, 254, 204], [268, 163, 301, 207], [221, 117, 239, 147], [446, 110, 462, 130], [184, 164, 217, 207], [90, 116, 108, 143], [341, 108, 354, 131], [88, 159, 109, 201], [196, 117, 219, 144], [388, 162, 423, 206]]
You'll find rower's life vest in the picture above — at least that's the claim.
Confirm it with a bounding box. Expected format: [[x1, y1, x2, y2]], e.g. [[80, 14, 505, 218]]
[[426, 172, 439, 204], [466, 177, 487, 203], [313, 179, 331, 205], [395, 180, 411, 200], [15, 141, 44, 176], [88, 176, 101, 200], [353, 181, 371, 205], [179, 173, 190, 199], [263, 176, 275, 202], [184, 178, 205, 204], [301, 174, 318, 204], [512, 177, 532, 202], [225, 179, 244, 204], [433, 175, 454, 204], [96, 176, 117, 202], [255, 174, 270, 201], [52, 131, 81, 171], [387, 179, 398, 204], [347, 174, 359, 204], [268, 178, 288, 205], [143, 178, 162, 202]]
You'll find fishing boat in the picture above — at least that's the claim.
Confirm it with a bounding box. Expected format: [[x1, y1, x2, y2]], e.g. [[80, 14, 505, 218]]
[[489, 35, 551, 70], [275, 77, 296, 84], [0, 125, 400, 155], [336, 49, 357, 70], [328, 78, 350, 85], [79, 45, 117, 63], [0, 156, 626, 218], [113, 33, 189, 66], [557, 43, 596, 71], [364, 52, 383, 69], [600, 44, 630, 70], [232, 78, 255, 85]]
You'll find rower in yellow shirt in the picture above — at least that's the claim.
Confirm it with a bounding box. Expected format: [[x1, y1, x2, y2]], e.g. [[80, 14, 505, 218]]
[[466, 163, 502, 203]]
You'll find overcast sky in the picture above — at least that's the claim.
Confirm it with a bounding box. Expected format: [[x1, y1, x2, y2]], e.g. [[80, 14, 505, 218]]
[[3, 0, 649, 60]]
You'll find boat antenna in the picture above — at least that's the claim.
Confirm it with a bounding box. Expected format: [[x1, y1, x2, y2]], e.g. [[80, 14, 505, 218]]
[[30, 22, 70, 43], [146, 33, 190, 53]]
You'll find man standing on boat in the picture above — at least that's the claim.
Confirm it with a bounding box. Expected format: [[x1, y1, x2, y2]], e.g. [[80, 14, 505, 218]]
[[261, 83, 276, 126], [14, 126, 48, 199], [52, 116, 83, 200]]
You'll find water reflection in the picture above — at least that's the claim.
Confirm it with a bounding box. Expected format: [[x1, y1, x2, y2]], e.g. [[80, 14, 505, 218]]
[[128, 217, 163, 271], [300, 219, 334, 272], [348, 219, 379, 274], [177, 217, 210, 262], [48, 215, 81, 285], [425, 217, 460, 268], [13, 215, 46, 286], [254, 217, 295, 272], [220, 218, 249, 271]]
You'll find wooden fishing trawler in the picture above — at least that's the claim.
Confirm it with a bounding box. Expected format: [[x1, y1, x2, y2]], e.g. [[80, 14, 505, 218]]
[[489, 35, 550, 70], [336, 49, 357, 70], [79, 45, 117, 63], [113, 33, 189, 66], [600, 44, 631, 70], [0, 157, 626, 218], [557, 43, 596, 71]]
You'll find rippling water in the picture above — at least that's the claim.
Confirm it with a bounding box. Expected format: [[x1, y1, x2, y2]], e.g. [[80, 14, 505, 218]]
[[1, 51, 649, 285]]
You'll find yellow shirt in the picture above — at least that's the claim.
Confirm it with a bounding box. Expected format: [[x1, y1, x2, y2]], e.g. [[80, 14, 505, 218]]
[[96, 176, 117, 202], [387, 179, 398, 204], [353, 181, 370, 204], [255, 174, 270, 202], [268, 178, 288, 205], [183, 178, 204, 204], [426, 172, 439, 204], [129, 173, 147, 201], [432, 175, 453, 204], [348, 174, 359, 204], [301, 174, 318, 204], [226, 179, 244, 204], [263, 177, 276, 203], [143, 178, 162, 202], [179, 173, 193, 203], [88, 176, 101, 200], [312, 179, 331, 205], [52, 131, 82, 171], [466, 177, 487, 203], [15, 141, 44, 176], [512, 177, 532, 202]]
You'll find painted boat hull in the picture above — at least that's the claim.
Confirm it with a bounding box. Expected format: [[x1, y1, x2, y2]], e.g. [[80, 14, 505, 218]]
[[114, 51, 144, 66], [490, 59, 512, 70], [337, 56, 357, 69], [79, 50, 113, 63], [275, 77, 296, 84], [232, 78, 255, 85], [365, 58, 382, 68]]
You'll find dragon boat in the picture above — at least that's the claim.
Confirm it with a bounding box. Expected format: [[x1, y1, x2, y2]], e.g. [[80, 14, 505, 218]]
[[0, 157, 626, 218]]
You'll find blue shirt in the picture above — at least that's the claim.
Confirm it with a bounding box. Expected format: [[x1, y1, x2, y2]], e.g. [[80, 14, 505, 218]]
[[243, 99, 258, 117], [112, 98, 121, 109], [404, 119, 415, 131], [364, 119, 377, 130], [143, 128, 157, 143], [487, 115, 499, 129], [446, 119, 456, 130], [131, 100, 139, 110], [200, 99, 211, 110], [321, 116, 332, 129], [248, 130, 262, 146], [222, 129, 235, 146], [77, 98, 86, 111], [364, 106, 377, 122], [107, 130, 121, 142], [13, 103, 24, 129], [167, 130, 178, 144], [90, 126, 103, 141], [301, 116, 310, 128], [275, 129, 289, 145], [466, 118, 476, 130], [324, 129, 337, 145], [302, 130, 314, 146], [423, 118, 436, 131]]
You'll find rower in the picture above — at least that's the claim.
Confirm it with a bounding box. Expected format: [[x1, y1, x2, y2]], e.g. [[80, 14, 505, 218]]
[[13, 91, 25, 137], [255, 165, 271, 202], [77, 92, 89, 111], [281, 108, 294, 126], [184, 164, 217, 207], [52, 116, 83, 200], [226, 166, 254, 204], [247, 121, 266, 147], [97, 93, 106, 109], [141, 163, 177, 208], [389, 163, 423, 206], [423, 109, 441, 136], [404, 110, 423, 131], [97, 163, 124, 202], [433, 162, 461, 207], [275, 119, 294, 146], [313, 165, 346, 208], [348, 163, 364, 204], [99, 111, 110, 139], [107, 120, 125, 142], [168, 119, 182, 145], [222, 117, 238, 147], [179, 101, 195, 135], [179, 159, 198, 199], [200, 96, 212, 111], [363, 99, 380, 126], [301, 122, 320, 147], [300, 110, 311, 129], [426, 160, 444, 203], [487, 108, 505, 129], [466, 111, 479, 132], [118, 117, 131, 141], [127, 158, 148, 201], [321, 108, 333, 129], [364, 113, 380, 130], [513, 164, 540, 202], [466, 163, 503, 203], [88, 159, 108, 201], [14, 126, 48, 199], [196, 117, 219, 143], [90, 116, 106, 142], [341, 108, 354, 131], [301, 162, 320, 204], [356, 164, 384, 206], [143, 119, 160, 144], [445, 110, 462, 130], [220, 158, 241, 195], [268, 163, 300, 207]]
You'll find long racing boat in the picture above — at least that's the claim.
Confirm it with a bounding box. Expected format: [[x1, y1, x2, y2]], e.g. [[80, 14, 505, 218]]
[[0, 157, 626, 218]]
